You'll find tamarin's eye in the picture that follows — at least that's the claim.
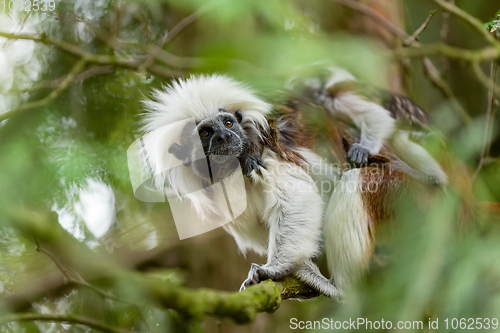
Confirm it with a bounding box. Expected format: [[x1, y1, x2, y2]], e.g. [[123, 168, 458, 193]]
[[224, 120, 233, 128], [200, 130, 210, 138]]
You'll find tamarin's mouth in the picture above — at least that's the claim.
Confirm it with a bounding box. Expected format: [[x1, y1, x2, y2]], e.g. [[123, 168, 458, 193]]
[[207, 144, 243, 157], [195, 154, 240, 181], [209, 154, 233, 163]]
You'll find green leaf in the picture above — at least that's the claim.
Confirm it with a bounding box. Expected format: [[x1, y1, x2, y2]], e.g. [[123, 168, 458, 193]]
[[485, 13, 500, 32]]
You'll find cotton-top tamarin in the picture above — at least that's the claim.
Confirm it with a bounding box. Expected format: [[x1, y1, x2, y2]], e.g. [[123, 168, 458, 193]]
[[298, 66, 448, 186], [139, 73, 447, 297]]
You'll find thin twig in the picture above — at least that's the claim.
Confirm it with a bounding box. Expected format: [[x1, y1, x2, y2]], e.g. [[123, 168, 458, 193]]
[[138, 4, 213, 72], [35, 240, 121, 302], [427, 0, 500, 49], [471, 61, 500, 99], [1, 11, 31, 50], [35, 242, 158, 333], [0, 313, 135, 333], [404, 12, 435, 46], [421, 58, 467, 121], [0, 31, 106, 62], [0, 58, 87, 123], [439, 0, 454, 78], [154, 49, 203, 68], [55, 12, 114, 47], [0, 32, 180, 122], [392, 43, 499, 62], [0, 31, 176, 76], [332, 0, 472, 125], [439, 0, 453, 43], [487, 85, 499, 157], [34, 239, 72, 283], [473, 61, 499, 180], [28, 65, 115, 91], [162, 4, 213, 45], [439, 1, 451, 41]]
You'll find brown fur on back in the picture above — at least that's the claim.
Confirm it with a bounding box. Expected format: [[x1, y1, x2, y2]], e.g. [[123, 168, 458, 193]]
[[266, 91, 474, 234]]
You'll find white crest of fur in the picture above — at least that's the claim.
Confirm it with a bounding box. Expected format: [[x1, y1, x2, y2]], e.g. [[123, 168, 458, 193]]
[[141, 74, 272, 131], [140, 74, 272, 220]]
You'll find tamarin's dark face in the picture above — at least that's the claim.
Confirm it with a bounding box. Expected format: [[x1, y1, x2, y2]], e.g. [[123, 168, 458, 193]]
[[196, 110, 245, 158], [169, 109, 247, 180], [191, 110, 246, 180]]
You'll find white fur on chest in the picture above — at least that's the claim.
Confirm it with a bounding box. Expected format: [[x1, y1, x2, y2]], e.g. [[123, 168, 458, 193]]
[[223, 178, 268, 255], [223, 149, 325, 259]]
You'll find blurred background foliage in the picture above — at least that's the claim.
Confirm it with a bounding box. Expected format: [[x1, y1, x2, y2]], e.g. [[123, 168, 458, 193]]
[[0, 0, 499, 332]]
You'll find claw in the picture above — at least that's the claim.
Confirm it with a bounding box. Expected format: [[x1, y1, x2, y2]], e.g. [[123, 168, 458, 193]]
[[239, 263, 261, 291], [243, 155, 265, 176], [348, 143, 370, 164]]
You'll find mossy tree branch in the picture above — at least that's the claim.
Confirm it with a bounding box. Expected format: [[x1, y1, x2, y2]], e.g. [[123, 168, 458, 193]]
[[1, 206, 320, 325]]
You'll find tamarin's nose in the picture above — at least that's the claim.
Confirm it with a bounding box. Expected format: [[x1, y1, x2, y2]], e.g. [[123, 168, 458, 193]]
[[213, 131, 231, 143]]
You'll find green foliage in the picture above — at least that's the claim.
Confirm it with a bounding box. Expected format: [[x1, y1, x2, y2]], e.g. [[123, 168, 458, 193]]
[[0, 0, 499, 332], [484, 12, 500, 32]]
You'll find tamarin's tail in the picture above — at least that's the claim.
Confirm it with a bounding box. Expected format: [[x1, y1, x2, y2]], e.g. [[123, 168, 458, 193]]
[[323, 168, 374, 293], [324, 158, 478, 293], [323, 161, 415, 293]]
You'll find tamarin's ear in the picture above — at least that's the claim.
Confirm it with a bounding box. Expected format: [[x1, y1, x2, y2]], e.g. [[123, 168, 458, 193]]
[[235, 109, 243, 123], [168, 143, 191, 167]]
